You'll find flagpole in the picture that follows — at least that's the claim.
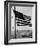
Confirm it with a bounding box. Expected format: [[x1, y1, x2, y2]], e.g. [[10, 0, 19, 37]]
[[14, 6, 16, 39]]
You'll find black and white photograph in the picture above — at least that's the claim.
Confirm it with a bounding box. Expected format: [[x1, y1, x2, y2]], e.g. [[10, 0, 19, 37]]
[[4, 1, 37, 45], [11, 6, 32, 39]]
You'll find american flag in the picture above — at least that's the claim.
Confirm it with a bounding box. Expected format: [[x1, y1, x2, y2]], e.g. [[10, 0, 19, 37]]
[[13, 10, 32, 27]]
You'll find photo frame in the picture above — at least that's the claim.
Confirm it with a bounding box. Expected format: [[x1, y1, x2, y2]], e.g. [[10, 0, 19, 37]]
[[4, 1, 37, 45]]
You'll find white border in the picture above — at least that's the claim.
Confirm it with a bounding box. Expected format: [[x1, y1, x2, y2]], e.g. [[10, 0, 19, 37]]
[[8, 3, 36, 43]]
